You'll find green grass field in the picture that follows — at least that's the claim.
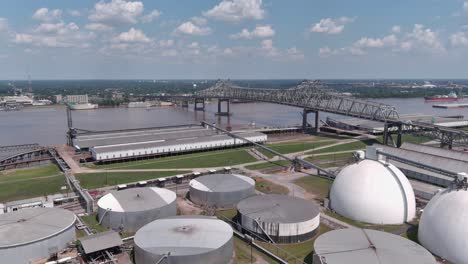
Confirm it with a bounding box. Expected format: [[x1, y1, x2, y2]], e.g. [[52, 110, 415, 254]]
[[258, 224, 332, 264], [75, 171, 189, 189], [245, 160, 291, 170], [306, 140, 375, 154], [307, 152, 354, 160], [324, 210, 406, 233], [254, 177, 289, 195], [93, 149, 256, 170], [293, 176, 331, 201], [375, 134, 433, 144], [0, 165, 66, 202], [254, 140, 337, 159], [80, 213, 108, 233]]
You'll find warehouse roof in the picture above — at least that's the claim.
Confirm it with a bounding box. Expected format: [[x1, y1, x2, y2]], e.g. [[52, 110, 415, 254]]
[[190, 174, 254, 192], [237, 194, 319, 223], [314, 229, 437, 264], [401, 142, 468, 163], [98, 187, 176, 213], [80, 230, 123, 254], [90, 131, 265, 154], [0, 208, 76, 248]]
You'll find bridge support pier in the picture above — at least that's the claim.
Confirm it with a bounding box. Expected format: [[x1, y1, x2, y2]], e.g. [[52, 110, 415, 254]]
[[215, 99, 231, 116], [194, 98, 205, 111], [302, 109, 320, 133]]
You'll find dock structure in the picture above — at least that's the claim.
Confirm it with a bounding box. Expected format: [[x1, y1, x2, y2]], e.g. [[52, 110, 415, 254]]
[[433, 103, 468, 109]]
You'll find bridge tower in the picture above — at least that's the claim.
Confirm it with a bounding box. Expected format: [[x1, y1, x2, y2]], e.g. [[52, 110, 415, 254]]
[[66, 106, 75, 146], [215, 99, 231, 116], [302, 108, 320, 133], [194, 98, 205, 111], [383, 122, 404, 148]]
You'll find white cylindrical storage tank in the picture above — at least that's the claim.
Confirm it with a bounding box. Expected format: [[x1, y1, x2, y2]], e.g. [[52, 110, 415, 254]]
[[189, 174, 255, 208], [0, 207, 76, 264], [418, 185, 468, 263], [237, 194, 320, 243], [134, 215, 233, 264], [313, 229, 437, 264], [97, 187, 176, 232], [329, 159, 416, 224]]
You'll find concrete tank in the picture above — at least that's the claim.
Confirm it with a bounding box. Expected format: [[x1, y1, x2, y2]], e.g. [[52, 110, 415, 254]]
[[97, 187, 176, 232], [237, 194, 320, 243], [0, 207, 76, 264], [313, 229, 437, 264], [189, 173, 255, 208], [134, 215, 234, 264]]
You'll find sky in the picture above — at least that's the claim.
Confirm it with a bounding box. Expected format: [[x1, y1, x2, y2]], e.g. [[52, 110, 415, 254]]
[[1, 0, 468, 79]]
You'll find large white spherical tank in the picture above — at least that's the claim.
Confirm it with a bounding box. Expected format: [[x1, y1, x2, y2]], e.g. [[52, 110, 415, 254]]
[[134, 215, 234, 264], [189, 174, 255, 208], [313, 228, 437, 264], [419, 188, 468, 263], [97, 187, 176, 232], [0, 207, 76, 264], [330, 159, 416, 224], [237, 194, 320, 243]]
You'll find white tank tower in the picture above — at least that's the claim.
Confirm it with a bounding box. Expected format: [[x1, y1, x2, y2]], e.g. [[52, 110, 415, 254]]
[[329, 147, 416, 224]]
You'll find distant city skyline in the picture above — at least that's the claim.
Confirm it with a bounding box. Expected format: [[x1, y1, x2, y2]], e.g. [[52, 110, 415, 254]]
[[1, 0, 468, 79]]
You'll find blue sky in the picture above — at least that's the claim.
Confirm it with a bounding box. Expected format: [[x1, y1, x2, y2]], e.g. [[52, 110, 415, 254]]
[[1, 0, 468, 79]]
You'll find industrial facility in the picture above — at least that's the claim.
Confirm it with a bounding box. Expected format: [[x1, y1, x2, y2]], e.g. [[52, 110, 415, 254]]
[[71, 124, 267, 162], [97, 187, 177, 232], [418, 173, 468, 264], [237, 194, 320, 243], [0, 207, 76, 264], [313, 229, 437, 264], [189, 173, 255, 208], [133, 215, 234, 264], [329, 152, 416, 224]]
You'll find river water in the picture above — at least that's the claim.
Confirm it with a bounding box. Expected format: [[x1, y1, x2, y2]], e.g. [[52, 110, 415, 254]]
[[1, 98, 467, 146]]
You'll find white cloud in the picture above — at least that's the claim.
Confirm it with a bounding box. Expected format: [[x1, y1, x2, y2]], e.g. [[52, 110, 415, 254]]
[[68, 10, 82, 17], [318, 46, 333, 57], [34, 22, 80, 35], [174, 21, 212, 36], [187, 42, 200, 49], [191, 17, 208, 26], [85, 23, 113, 32], [402, 24, 444, 52], [89, 0, 144, 24], [260, 39, 279, 57], [450, 32, 468, 46], [113, 28, 151, 43], [310, 17, 354, 34], [392, 25, 401, 33], [13, 29, 94, 48], [230, 25, 274, 39], [32, 8, 62, 22], [354, 34, 397, 48], [158, 39, 174, 48], [141, 10, 161, 23], [203, 0, 265, 22], [0, 18, 8, 31]]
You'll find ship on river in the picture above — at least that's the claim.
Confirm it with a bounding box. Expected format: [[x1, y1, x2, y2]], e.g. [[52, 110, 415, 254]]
[[68, 102, 98, 110], [424, 91, 460, 102]]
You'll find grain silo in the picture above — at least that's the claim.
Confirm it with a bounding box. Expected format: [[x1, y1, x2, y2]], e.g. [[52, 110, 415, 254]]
[[97, 187, 176, 232], [0, 207, 76, 264], [329, 158, 416, 224], [189, 173, 255, 208], [134, 215, 233, 264], [418, 173, 468, 264], [313, 229, 437, 264], [237, 194, 320, 243]]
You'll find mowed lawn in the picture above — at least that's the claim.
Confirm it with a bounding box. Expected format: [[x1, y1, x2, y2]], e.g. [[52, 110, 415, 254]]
[[293, 176, 332, 201], [94, 149, 256, 170], [0, 164, 66, 202], [75, 171, 189, 189], [245, 160, 291, 170], [257, 140, 337, 158], [305, 140, 375, 154]]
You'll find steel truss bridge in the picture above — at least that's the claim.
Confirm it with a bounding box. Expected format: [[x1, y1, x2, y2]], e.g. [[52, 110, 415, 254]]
[[194, 80, 468, 148]]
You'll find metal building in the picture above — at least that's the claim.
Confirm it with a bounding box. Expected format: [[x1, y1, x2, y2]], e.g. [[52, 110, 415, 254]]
[[418, 174, 468, 264], [0, 207, 76, 264], [97, 187, 176, 232], [189, 173, 255, 208], [330, 158, 416, 225], [237, 194, 320, 243], [134, 215, 234, 264], [313, 229, 437, 264]]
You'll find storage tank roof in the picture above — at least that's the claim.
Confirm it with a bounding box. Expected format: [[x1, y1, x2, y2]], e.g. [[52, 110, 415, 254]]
[[0, 207, 76, 248], [237, 194, 319, 223], [134, 215, 233, 256], [189, 174, 254, 192], [314, 229, 437, 264], [98, 187, 176, 213]]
